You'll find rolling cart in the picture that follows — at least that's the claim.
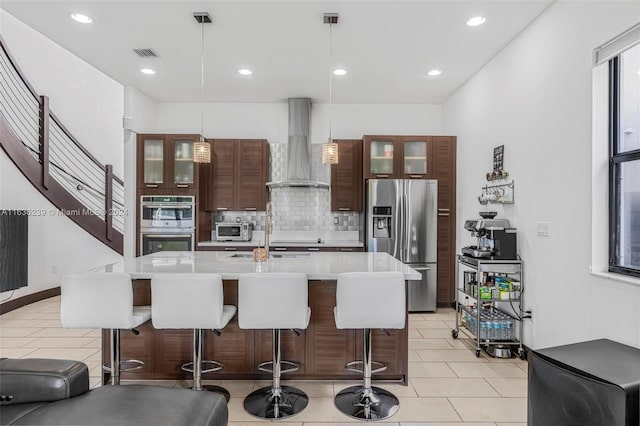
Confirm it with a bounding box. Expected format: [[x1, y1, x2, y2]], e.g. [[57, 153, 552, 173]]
[[452, 254, 526, 359]]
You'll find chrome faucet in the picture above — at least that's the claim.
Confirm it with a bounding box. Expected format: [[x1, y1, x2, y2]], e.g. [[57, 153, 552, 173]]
[[264, 202, 272, 254]]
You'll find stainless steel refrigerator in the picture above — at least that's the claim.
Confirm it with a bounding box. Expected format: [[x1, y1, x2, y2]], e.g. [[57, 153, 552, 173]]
[[366, 179, 438, 312]]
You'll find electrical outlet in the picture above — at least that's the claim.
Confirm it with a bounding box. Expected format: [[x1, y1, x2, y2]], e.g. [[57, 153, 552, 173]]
[[536, 221, 550, 237], [333, 216, 339, 225], [236, 216, 241, 223], [51, 265, 58, 273]]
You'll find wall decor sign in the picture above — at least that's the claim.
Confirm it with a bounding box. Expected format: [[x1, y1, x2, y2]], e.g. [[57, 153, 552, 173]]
[[493, 145, 504, 172], [486, 145, 508, 181]]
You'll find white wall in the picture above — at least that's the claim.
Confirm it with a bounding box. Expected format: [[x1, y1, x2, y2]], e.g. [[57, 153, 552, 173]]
[[0, 11, 124, 299], [444, 1, 640, 348], [154, 102, 444, 142]]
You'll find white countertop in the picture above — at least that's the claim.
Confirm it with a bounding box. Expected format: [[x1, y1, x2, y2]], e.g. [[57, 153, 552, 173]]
[[197, 240, 364, 248], [98, 251, 420, 280]]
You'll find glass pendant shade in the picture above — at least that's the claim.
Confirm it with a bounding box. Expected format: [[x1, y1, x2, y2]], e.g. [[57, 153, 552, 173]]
[[322, 140, 339, 164], [194, 137, 211, 163]]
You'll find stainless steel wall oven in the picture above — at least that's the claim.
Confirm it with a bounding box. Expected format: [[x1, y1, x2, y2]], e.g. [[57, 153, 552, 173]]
[[139, 195, 195, 256]]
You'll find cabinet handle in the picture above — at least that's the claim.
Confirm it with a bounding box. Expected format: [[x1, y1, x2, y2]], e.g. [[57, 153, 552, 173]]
[[223, 247, 237, 251], [438, 208, 450, 212], [438, 213, 450, 217], [244, 207, 257, 211], [376, 174, 389, 178], [307, 247, 320, 251], [340, 248, 354, 252], [338, 207, 351, 211], [216, 208, 228, 211], [409, 175, 422, 179], [145, 184, 159, 188], [274, 247, 287, 251], [176, 184, 189, 188]]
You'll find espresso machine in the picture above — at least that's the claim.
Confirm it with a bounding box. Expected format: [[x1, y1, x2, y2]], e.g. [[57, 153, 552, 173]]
[[462, 215, 517, 260]]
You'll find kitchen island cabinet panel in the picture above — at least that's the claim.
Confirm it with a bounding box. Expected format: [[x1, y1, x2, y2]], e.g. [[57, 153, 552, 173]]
[[102, 277, 406, 384], [306, 281, 357, 376]]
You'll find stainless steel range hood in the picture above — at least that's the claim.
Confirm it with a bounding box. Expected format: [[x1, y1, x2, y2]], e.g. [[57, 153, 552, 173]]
[[266, 98, 329, 189]]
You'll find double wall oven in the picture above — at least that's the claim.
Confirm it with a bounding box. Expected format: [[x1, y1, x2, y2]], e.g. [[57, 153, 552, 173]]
[[139, 195, 195, 255]]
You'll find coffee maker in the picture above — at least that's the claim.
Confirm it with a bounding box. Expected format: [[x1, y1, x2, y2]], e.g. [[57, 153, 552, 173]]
[[462, 217, 518, 260]]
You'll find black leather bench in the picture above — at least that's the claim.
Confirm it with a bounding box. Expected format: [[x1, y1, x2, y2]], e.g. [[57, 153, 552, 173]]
[[0, 358, 228, 426]]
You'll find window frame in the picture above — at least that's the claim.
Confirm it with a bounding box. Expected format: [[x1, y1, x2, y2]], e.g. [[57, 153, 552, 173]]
[[608, 55, 640, 278]]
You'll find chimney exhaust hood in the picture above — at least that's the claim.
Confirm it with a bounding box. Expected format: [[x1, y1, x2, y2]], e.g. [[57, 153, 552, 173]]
[[266, 98, 330, 189]]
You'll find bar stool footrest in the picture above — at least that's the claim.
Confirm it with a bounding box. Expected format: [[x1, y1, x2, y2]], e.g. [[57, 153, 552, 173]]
[[102, 359, 144, 373], [181, 360, 223, 374], [345, 360, 387, 374], [258, 360, 299, 375]]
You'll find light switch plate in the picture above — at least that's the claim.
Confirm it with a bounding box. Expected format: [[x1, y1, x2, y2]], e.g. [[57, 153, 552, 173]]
[[536, 221, 550, 237]]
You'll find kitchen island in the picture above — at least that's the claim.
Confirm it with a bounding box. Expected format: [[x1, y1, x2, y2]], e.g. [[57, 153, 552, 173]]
[[97, 251, 419, 384]]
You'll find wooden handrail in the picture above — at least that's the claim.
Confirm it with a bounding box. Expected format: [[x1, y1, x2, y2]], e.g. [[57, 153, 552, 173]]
[[0, 35, 124, 186], [0, 36, 123, 254], [0, 114, 123, 254]]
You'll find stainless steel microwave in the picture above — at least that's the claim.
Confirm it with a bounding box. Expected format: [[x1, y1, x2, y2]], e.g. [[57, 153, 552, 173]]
[[215, 222, 253, 241]]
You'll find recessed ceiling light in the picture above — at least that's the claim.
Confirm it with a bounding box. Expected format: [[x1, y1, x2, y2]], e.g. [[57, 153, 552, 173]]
[[333, 69, 347, 76], [238, 69, 253, 76], [70, 13, 93, 24], [466, 16, 486, 27], [427, 69, 443, 77], [140, 68, 156, 75]]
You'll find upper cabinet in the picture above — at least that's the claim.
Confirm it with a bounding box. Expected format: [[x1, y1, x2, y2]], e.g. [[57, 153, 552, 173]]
[[363, 135, 433, 179], [331, 139, 363, 212], [205, 139, 269, 212], [137, 134, 200, 192]]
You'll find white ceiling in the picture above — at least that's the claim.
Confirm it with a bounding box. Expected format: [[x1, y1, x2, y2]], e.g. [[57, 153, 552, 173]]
[[1, 0, 553, 104]]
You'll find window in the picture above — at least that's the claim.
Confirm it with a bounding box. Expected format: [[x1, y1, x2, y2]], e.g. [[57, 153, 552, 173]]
[[609, 43, 640, 277]]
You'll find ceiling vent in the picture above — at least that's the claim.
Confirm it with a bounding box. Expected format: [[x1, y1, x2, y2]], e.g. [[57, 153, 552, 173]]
[[132, 48, 158, 58]]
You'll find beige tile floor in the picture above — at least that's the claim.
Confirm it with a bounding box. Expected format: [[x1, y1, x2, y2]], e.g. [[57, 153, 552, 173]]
[[0, 296, 528, 425]]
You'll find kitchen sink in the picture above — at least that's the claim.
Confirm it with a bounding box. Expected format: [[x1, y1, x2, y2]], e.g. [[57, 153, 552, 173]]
[[229, 253, 311, 259]]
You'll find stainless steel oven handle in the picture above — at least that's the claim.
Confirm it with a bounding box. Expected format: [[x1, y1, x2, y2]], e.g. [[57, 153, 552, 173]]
[[141, 234, 194, 238], [141, 204, 194, 209]]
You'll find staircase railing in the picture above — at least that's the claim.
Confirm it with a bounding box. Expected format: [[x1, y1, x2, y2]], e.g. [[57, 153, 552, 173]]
[[0, 36, 124, 254]]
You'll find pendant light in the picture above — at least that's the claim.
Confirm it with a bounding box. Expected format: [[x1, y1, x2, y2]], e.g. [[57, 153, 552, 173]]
[[322, 13, 339, 165], [193, 12, 211, 163]]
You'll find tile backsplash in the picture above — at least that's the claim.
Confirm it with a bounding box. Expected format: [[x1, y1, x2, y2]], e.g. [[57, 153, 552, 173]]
[[213, 143, 360, 234]]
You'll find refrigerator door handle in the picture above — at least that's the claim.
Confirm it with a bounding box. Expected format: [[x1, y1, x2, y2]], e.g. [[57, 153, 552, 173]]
[[395, 179, 403, 260], [404, 181, 410, 261]]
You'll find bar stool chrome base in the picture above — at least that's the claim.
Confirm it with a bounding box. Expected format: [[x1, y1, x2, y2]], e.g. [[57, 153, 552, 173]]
[[244, 385, 309, 419], [334, 385, 400, 420]]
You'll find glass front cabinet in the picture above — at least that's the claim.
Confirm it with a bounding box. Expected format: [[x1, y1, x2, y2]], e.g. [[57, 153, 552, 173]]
[[137, 134, 199, 191], [363, 136, 433, 179]]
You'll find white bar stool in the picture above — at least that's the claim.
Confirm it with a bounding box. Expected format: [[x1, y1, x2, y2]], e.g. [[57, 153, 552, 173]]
[[238, 272, 310, 419], [60, 273, 151, 386], [334, 271, 406, 420], [151, 273, 236, 400]]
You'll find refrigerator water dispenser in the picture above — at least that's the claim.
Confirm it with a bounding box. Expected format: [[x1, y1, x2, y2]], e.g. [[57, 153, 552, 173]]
[[372, 206, 392, 238]]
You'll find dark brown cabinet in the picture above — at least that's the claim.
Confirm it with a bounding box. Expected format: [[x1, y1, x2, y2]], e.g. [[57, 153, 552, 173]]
[[363, 135, 433, 180], [205, 139, 269, 212], [331, 139, 363, 212], [432, 136, 457, 305], [136, 134, 200, 192]]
